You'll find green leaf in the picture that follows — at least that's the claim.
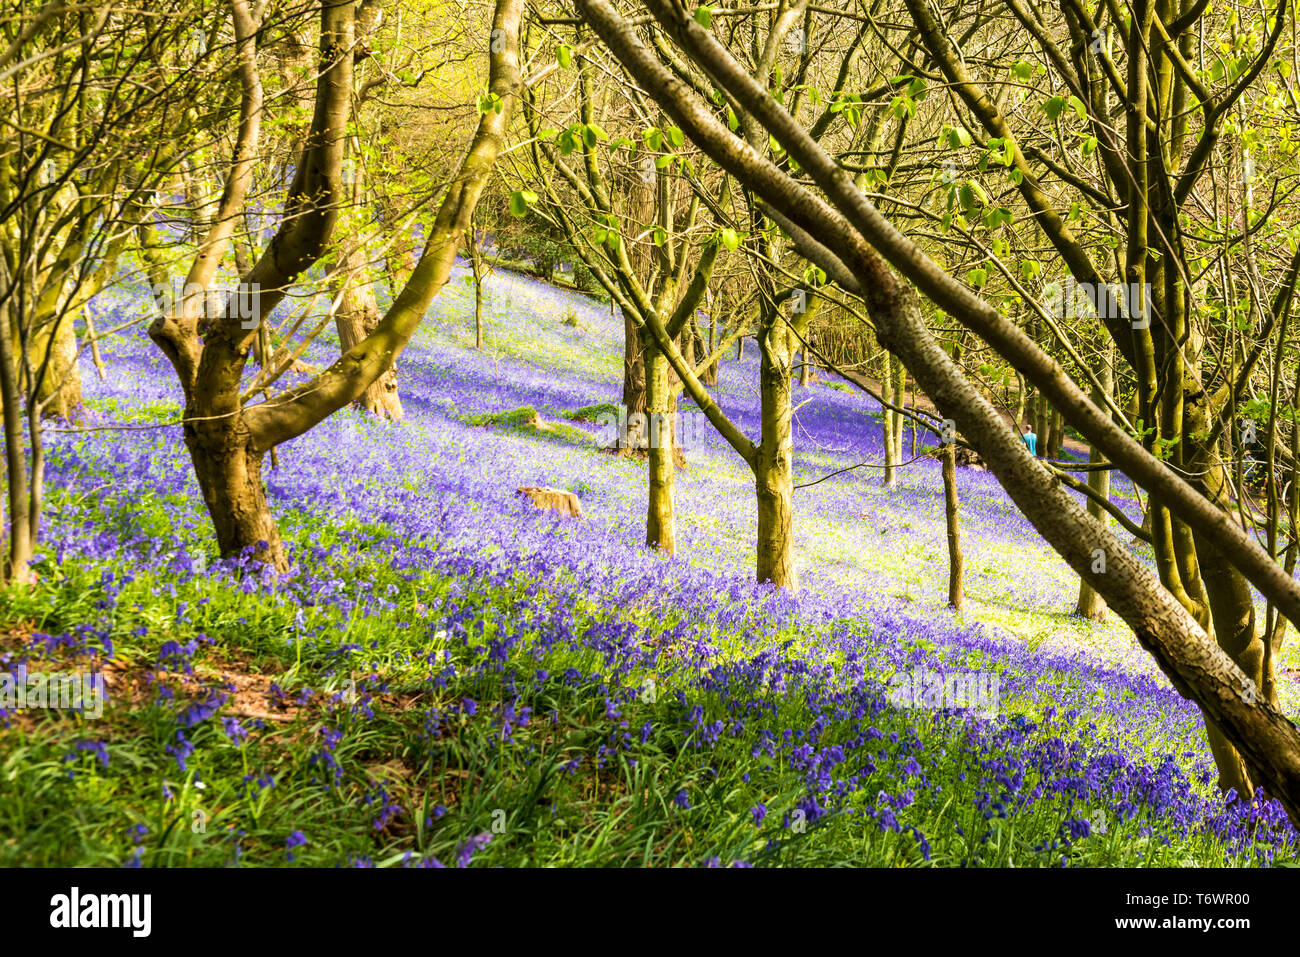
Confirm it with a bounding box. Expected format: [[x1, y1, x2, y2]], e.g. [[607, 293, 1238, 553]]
[[719, 227, 741, 251], [967, 267, 988, 288], [693, 5, 713, 27], [642, 127, 664, 151], [984, 207, 1012, 229], [508, 190, 538, 217], [666, 125, 685, 148], [1067, 95, 1087, 120], [1044, 96, 1067, 120], [558, 44, 573, 70]]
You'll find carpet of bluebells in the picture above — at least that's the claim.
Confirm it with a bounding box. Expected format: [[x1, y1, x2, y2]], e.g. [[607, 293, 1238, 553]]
[[1, 261, 1298, 867]]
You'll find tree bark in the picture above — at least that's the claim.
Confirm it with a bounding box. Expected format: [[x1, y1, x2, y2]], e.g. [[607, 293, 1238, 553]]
[[621, 313, 648, 450], [334, 242, 403, 420], [756, 318, 796, 587], [892, 358, 907, 465], [0, 305, 34, 583], [701, 309, 718, 385], [943, 440, 963, 610], [881, 351, 897, 488], [186, 416, 285, 568], [1076, 353, 1113, 620], [32, 310, 83, 420], [645, 341, 677, 553]]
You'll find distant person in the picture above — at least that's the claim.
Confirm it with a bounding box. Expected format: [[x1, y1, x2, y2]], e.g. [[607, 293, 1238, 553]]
[[1022, 424, 1037, 457]]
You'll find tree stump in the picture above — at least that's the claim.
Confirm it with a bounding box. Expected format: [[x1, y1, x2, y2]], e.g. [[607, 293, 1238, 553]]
[[515, 486, 583, 517]]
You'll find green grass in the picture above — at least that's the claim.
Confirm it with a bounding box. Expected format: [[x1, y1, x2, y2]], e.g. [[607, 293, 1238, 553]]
[[564, 402, 620, 423]]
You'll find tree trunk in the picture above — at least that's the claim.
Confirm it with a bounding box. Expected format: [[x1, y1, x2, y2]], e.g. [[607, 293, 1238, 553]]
[[332, 128, 403, 420], [1034, 392, 1049, 458], [0, 307, 34, 583], [1076, 367, 1113, 620], [702, 311, 718, 385], [893, 358, 906, 465], [644, 341, 676, 553], [334, 243, 403, 420], [755, 320, 796, 588], [185, 415, 286, 570], [943, 440, 963, 610], [1052, 407, 1065, 458], [1186, 403, 1271, 798], [474, 273, 485, 350], [466, 225, 487, 349], [81, 305, 108, 381], [621, 314, 648, 450], [881, 351, 897, 488], [32, 311, 83, 420]]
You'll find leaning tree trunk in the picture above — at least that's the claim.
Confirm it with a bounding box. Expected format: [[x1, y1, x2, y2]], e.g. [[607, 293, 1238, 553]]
[[943, 440, 963, 610], [755, 320, 796, 588]]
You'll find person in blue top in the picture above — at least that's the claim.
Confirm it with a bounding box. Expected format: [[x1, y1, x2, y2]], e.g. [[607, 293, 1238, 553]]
[[1022, 424, 1038, 456]]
